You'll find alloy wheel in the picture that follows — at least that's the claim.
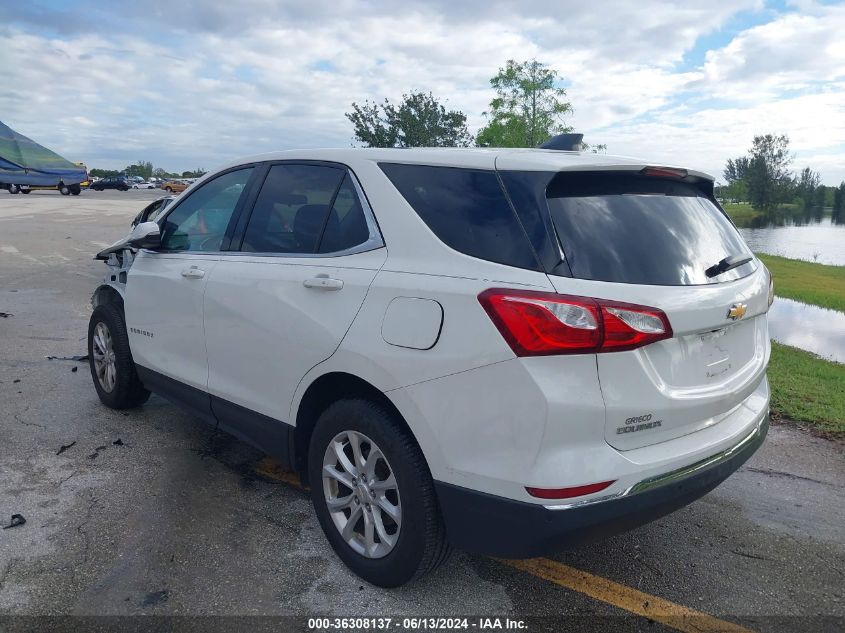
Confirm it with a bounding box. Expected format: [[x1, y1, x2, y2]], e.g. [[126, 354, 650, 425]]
[[322, 430, 402, 558], [92, 322, 117, 392]]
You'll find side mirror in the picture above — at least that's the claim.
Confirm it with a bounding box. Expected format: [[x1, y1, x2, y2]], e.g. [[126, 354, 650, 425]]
[[128, 221, 161, 249]]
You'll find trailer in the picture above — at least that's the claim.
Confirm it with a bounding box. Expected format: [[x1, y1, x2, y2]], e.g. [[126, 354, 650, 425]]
[[0, 120, 87, 195]]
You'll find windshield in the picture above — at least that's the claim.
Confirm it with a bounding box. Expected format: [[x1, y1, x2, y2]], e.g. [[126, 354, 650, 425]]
[[546, 172, 755, 286]]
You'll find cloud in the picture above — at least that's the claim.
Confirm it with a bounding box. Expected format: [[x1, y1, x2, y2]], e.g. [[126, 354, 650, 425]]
[[699, 3, 845, 100], [2, 0, 843, 184]]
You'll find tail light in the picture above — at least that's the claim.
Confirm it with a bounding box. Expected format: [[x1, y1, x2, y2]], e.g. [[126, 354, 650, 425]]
[[478, 289, 672, 356], [641, 166, 688, 179]]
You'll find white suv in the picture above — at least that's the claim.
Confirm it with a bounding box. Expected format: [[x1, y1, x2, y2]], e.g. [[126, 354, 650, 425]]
[[89, 145, 771, 587]]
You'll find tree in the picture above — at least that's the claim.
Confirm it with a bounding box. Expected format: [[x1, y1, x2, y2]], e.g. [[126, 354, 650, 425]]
[[89, 168, 119, 178], [124, 160, 153, 179], [476, 59, 572, 148], [153, 167, 168, 178], [719, 179, 747, 202], [794, 166, 821, 210], [723, 157, 750, 184], [582, 142, 608, 154], [181, 168, 207, 178], [745, 134, 794, 212], [834, 182, 845, 214], [346, 92, 472, 148]]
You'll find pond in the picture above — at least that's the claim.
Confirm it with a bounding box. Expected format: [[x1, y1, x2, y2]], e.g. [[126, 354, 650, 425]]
[[737, 214, 845, 266], [768, 297, 845, 364]]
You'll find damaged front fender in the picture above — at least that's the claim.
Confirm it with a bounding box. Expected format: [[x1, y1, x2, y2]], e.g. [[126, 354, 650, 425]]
[[92, 248, 134, 308]]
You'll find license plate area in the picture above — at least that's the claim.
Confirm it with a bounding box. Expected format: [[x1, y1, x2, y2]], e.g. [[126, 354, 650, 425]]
[[699, 328, 733, 381]]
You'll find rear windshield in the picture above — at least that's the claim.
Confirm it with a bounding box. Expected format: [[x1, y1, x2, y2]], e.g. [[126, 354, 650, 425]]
[[546, 173, 755, 285]]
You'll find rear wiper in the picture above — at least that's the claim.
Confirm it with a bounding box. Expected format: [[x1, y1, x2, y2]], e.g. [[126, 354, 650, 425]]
[[705, 254, 753, 278]]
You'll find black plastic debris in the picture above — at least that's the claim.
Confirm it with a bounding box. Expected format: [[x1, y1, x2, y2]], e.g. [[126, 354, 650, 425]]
[[46, 355, 88, 362], [56, 441, 76, 455], [13, 379, 20, 384], [0, 312, 12, 318], [2, 514, 26, 529], [113, 438, 124, 446], [71, 366, 78, 373]]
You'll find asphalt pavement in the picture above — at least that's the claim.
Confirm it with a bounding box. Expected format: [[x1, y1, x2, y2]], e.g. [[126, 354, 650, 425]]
[[0, 189, 843, 632]]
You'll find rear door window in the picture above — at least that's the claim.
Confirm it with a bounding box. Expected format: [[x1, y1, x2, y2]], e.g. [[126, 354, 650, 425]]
[[380, 163, 540, 271], [545, 172, 755, 285]]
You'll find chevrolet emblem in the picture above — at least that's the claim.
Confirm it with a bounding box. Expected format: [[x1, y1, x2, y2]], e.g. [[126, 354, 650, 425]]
[[727, 303, 747, 320]]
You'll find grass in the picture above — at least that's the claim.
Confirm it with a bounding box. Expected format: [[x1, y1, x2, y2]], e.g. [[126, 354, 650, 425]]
[[768, 342, 845, 435], [722, 202, 763, 226], [757, 253, 845, 313]]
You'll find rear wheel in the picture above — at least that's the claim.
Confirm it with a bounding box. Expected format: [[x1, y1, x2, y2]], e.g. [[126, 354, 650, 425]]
[[165, 186, 173, 193], [88, 304, 150, 409], [59, 183, 70, 195], [70, 183, 81, 195], [8, 184, 19, 194], [21, 189, 31, 194], [308, 399, 451, 587]]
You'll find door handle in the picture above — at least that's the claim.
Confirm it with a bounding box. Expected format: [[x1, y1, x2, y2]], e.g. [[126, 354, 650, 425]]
[[181, 266, 206, 279], [303, 274, 343, 291]]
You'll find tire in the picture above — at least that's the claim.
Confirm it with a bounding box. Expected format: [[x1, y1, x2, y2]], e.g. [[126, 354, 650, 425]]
[[165, 187, 172, 193], [87, 304, 150, 409], [70, 184, 81, 195], [8, 184, 19, 194], [59, 183, 70, 195], [308, 399, 451, 587], [21, 189, 31, 194]]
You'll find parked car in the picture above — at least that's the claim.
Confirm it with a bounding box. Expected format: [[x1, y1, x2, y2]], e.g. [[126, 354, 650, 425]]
[[131, 181, 157, 189], [161, 179, 188, 193], [90, 177, 130, 191], [88, 143, 771, 587]]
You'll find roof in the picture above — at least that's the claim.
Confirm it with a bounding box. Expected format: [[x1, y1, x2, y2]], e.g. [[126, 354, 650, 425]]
[[217, 147, 714, 181]]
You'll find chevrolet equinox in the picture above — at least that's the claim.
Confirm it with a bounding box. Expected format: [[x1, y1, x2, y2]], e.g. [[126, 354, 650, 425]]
[[89, 142, 771, 587]]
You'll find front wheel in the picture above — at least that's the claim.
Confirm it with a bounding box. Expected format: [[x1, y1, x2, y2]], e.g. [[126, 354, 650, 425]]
[[308, 399, 451, 587], [88, 304, 150, 409], [70, 183, 81, 195], [8, 184, 19, 194], [59, 183, 70, 195], [21, 189, 31, 194]]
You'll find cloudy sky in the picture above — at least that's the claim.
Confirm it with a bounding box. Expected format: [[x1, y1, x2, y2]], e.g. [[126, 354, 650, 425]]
[[3, 0, 844, 183]]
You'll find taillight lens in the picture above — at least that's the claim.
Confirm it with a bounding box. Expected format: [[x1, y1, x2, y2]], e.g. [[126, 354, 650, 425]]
[[478, 289, 672, 356]]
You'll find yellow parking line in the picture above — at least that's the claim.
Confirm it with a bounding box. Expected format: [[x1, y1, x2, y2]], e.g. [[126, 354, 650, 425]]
[[502, 558, 755, 633], [255, 459, 754, 633]]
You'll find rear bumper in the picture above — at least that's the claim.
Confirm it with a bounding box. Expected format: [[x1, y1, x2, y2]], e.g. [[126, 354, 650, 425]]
[[435, 416, 768, 558]]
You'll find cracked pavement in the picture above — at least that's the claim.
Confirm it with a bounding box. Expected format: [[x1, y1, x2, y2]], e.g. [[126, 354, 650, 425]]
[[0, 190, 843, 631]]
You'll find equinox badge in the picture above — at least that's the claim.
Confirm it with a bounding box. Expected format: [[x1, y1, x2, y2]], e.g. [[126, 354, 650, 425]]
[[727, 303, 747, 320]]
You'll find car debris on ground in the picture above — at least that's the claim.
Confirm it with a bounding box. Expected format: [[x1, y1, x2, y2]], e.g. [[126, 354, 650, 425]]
[[56, 441, 76, 455], [2, 514, 26, 529]]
